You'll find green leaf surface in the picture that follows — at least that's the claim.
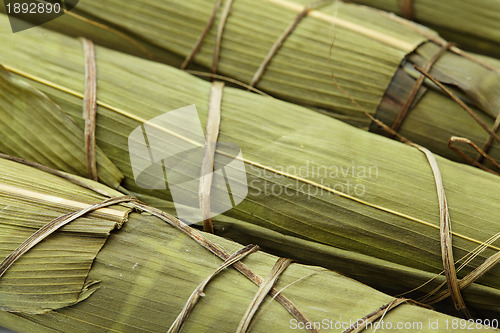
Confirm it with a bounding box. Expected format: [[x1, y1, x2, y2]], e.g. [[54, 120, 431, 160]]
[[347, 0, 500, 58], [5, 0, 499, 165], [0, 66, 123, 189], [0, 161, 493, 331], [0, 158, 130, 313]]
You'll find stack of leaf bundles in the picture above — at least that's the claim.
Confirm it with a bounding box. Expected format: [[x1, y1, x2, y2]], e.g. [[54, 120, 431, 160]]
[[0, 21, 499, 319], [7, 0, 500, 171]]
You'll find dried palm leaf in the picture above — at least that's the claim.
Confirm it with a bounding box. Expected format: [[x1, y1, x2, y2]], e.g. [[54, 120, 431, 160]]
[[0, 157, 494, 332]]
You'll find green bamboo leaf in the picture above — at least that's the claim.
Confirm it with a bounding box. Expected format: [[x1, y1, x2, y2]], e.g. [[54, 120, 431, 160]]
[[345, 0, 500, 58], [0, 65, 123, 189], [0, 158, 129, 313], [0, 158, 494, 331], [4, 0, 499, 165]]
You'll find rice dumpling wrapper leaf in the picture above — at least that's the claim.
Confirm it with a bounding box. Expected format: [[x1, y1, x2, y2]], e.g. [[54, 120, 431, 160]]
[[344, 0, 500, 58], [0, 158, 129, 313], [0, 65, 123, 189], [4, 1, 500, 165], [0, 158, 495, 331]]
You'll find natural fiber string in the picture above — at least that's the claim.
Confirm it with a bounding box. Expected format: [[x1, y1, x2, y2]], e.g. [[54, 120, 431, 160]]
[[199, 81, 225, 233], [414, 144, 471, 319], [394, 145, 500, 308], [132, 203, 320, 333], [11, 64, 493, 249], [478, 112, 500, 164], [0, 195, 134, 278], [426, 251, 500, 305], [415, 66, 500, 143], [168, 244, 259, 333], [0, 143, 318, 330], [212, 0, 234, 74], [236, 257, 293, 333], [184, 0, 334, 83], [249, 0, 331, 87], [398, 0, 414, 20], [181, 0, 222, 69], [399, 232, 500, 300], [64, 11, 153, 60], [327, 38, 412, 144], [342, 298, 413, 333], [331, 40, 493, 317], [391, 42, 453, 134], [448, 137, 500, 175], [415, 66, 500, 170], [359, 38, 499, 173], [80, 38, 98, 181]]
